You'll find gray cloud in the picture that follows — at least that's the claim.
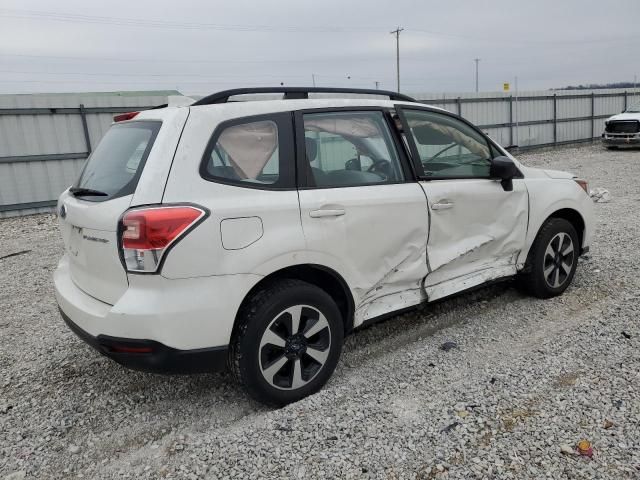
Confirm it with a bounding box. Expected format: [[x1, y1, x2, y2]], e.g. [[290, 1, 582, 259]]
[[1, 0, 639, 95]]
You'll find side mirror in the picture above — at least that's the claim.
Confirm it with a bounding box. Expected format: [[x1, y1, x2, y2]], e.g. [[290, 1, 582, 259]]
[[490, 156, 519, 192]]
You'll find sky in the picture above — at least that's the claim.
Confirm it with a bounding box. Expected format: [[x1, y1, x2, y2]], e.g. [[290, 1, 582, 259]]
[[1, 0, 639, 96]]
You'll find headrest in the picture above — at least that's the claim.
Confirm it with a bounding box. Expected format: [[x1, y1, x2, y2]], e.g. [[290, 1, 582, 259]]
[[305, 137, 318, 162]]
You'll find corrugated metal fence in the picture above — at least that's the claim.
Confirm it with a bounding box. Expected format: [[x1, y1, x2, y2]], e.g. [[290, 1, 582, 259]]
[[0, 91, 175, 217], [1, 88, 638, 217], [416, 88, 639, 150]]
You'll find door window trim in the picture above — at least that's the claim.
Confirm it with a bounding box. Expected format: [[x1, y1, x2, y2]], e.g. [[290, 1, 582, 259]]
[[395, 105, 523, 181], [294, 107, 416, 189], [199, 111, 296, 190]]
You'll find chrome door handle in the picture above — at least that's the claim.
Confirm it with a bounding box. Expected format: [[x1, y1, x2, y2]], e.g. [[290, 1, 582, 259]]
[[310, 209, 346, 218], [432, 201, 454, 211]]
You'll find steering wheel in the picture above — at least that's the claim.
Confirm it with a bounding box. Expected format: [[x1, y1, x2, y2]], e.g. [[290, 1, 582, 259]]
[[367, 159, 392, 178]]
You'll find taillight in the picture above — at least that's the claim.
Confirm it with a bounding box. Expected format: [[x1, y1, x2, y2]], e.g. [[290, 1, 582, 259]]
[[120, 205, 206, 273], [114, 111, 140, 122]]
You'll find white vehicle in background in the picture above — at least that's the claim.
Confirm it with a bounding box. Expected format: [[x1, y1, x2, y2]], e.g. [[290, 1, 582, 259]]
[[54, 87, 594, 406], [602, 102, 640, 148]]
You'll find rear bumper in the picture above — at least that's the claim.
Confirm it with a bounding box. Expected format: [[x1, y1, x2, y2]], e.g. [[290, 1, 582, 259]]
[[54, 255, 263, 372], [59, 308, 228, 374]]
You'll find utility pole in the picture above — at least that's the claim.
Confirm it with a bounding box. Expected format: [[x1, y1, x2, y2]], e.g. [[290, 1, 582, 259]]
[[390, 27, 403, 92], [474, 58, 480, 93], [375, 81, 380, 90], [514, 75, 519, 146], [311, 74, 316, 87]]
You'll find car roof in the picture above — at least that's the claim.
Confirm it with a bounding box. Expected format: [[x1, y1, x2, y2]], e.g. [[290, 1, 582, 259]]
[[187, 98, 447, 117]]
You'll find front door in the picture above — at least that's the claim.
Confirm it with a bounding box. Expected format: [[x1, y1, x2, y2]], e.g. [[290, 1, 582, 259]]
[[295, 109, 429, 325], [397, 107, 528, 300]]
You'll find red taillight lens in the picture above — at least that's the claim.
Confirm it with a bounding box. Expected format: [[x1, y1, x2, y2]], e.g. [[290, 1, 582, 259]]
[[120, 206, 205, 273], [122, 207, 202, 250], [113, 111, 140, 122]]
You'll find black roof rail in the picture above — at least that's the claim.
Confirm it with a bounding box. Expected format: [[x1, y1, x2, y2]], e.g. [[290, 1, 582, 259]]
[[191, 87, 416, 106]]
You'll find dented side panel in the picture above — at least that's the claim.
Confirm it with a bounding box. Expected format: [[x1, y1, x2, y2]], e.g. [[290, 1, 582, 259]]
[[421, 178, 528, 291], [298, 183, 429, 327], [425, 263, 517, 302]]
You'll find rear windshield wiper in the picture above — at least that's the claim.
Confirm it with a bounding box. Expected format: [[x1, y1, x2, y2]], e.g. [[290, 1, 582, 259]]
[[69, 187, 109, 197]]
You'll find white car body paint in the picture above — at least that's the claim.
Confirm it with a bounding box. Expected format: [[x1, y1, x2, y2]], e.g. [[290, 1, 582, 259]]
[[220, 217, 264, 250], [517, 166, 594, 266], [53, 96, 594, 359], [418, 180, 527, 301], [298, 182, 429, 326], [601, 110, 640, 146], [605, 112, 640, 123], [419, 178, 528, 293]]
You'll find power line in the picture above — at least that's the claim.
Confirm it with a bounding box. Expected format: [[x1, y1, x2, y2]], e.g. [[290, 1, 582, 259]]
[[0, 78, 280, 86], [0, 8, 382, 33], [0, 70, 392, 84], [0, 69, 314, 79], [0, 52, 385, 65], [2, 8, 639, 45]]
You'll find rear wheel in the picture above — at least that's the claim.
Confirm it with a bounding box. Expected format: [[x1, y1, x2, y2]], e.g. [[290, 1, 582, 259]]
[[230, 279, 343, 406], [518, 218, 579, 298]]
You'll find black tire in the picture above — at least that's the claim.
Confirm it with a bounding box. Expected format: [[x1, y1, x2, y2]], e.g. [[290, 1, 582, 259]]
[[518, 218, 580, 299], [229, 279, 343, 407]]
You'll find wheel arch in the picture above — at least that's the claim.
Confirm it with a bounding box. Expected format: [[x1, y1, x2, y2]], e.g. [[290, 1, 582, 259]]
[[546, 208, 586, 251], [521, 206, 587, 269], [232, 264, 355, 338]]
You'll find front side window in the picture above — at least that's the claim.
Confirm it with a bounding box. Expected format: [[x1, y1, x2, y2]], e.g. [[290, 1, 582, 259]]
[[204, 120, 280, 185], [403, 110, 492, 178], [302, 111, 405, 187]]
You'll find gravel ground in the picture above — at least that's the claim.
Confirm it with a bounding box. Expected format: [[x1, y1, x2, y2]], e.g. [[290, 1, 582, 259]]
[[1, 143, 639, 480]]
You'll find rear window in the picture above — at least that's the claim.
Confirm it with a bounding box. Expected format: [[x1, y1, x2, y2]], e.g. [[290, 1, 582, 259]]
[[75, 121, 160, 201]]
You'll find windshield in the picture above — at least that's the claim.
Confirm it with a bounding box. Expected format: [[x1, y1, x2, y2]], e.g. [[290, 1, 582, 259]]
[[75, 121, 160, 201], [625, 103, 640, 113]]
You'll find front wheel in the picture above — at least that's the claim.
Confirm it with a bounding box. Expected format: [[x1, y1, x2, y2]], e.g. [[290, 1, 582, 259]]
[[518, 218, 580, 298], [230, 279, 343, 407]]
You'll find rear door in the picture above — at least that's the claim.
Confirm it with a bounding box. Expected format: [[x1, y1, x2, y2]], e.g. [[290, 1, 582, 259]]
[[58, 112, 186, 305], [295, 109, 429, 325], [397, 106, 528, 298]]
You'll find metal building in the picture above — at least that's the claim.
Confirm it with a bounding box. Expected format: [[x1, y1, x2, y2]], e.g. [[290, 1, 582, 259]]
[[0, 91, 177, 218]]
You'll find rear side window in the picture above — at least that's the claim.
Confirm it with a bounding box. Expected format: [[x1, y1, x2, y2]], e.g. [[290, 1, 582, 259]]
[[206, 120, 279, 184], [76, 121, 160, 201], [201, 112, 295, 189], [301, 110, 405, 188]]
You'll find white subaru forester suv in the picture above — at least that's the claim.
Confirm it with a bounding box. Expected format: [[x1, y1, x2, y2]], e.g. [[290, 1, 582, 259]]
[[54, 87, 594, 406]]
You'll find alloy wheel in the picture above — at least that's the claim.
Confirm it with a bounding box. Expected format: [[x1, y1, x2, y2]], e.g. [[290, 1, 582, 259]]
[[543, 232, 575, 288], [258, 305, 331, 390]]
